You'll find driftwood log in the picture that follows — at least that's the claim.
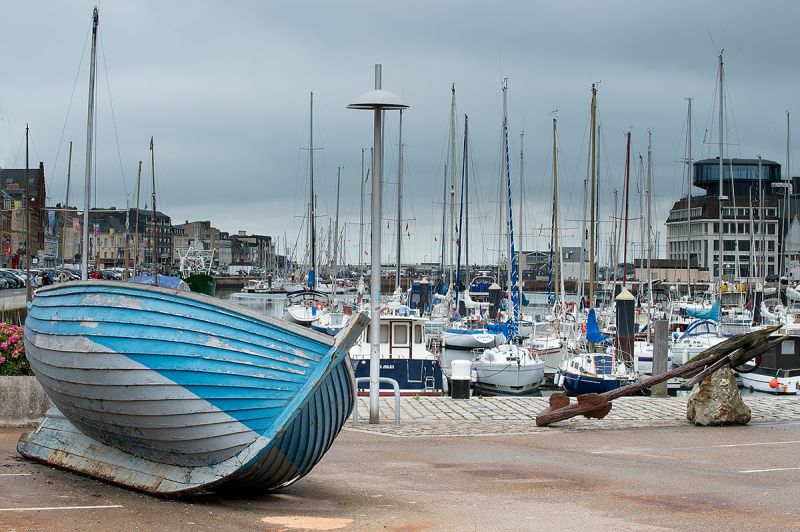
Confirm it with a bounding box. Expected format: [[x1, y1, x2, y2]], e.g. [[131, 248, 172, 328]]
[[535, 326, 784, 427]]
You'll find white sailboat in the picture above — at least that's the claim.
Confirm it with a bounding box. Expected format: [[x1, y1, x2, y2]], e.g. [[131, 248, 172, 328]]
[[473, 80, 544, 396], [285, 92, 330, 326]]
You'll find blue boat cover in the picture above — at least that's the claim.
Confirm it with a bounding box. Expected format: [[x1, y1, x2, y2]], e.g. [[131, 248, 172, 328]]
[[686, 300, 720, 322], [586, 308, 610, 343], [486, 320, 511, 339], [131, 275, 186, 289]]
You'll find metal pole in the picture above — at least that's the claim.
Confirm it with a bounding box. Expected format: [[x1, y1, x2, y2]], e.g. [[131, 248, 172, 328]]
[[717, 53, 724, 284], [25, 125, 31, 302], [134, 160, 141, 275], [150, 137, 158, 286], [589, 84, 597, 311], [359, 148, 365, 269], [62, 141, 73, 268], [81, 7, 98, 281], [396, 110, 403, 291], [369, 64, 383, 424], [448, 84, 457, 288], [686, 98, 693, 296]]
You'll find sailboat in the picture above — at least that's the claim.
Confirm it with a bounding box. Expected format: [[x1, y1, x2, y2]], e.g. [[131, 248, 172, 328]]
[[556, 85, 633, 395], [284, 92, 331, 326], [530, 117, 565, 377], [311, 167, 351, 336], [18, 8, 366, 496], [442, 115, 504, 354], [472, 80, 545, 396]]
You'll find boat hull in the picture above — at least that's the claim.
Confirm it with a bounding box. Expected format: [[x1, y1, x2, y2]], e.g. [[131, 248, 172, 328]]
[[182, 273, 216, 297], [352, 359, 443, 395], [558, 370, 628, 395], [18, 281, 367, 495], [737, 368, 800, 394], [442, 330, 504, 350]]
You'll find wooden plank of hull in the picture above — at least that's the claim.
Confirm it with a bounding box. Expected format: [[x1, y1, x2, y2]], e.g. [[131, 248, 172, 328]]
[[19, 281, 366, 495], [18, 358, 356, 495]]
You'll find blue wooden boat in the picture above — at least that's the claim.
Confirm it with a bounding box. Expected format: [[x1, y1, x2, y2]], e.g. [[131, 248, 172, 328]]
[[18, 281, 367, 496]]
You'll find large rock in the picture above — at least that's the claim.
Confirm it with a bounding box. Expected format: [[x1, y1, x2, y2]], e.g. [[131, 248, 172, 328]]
[[686, 365, 751, 426]]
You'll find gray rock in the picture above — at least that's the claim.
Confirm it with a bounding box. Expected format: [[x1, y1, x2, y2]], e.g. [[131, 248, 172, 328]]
[[686, 365, 751, 426]]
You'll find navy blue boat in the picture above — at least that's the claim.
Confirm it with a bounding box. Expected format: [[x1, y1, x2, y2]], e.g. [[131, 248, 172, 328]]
[[555, 353, 633, 396]]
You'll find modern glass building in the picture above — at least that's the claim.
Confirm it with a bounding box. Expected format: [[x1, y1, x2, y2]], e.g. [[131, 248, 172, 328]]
[[694, 158, 781, 197]]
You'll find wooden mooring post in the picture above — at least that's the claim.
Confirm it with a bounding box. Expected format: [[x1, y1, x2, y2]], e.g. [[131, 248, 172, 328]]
[[651, 320, 669, 397]]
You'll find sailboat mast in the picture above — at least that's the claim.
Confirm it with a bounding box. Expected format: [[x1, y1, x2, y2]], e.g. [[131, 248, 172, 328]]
[[134, 160, 142, 273], [150, 137, 158, 286], [588, 84, 597, 310], [62, 141, 72, 268], [759, 156, 765, 282], [552, 118, 560, 308], [309, 92, 317, 288], [464, 115, 470, 284], [440, 164, 447, 286], [455, 118, 467, 309], [519, 130, 525, 296], [623, 131, 631, 287], [81, 6, 98, 281], [717, 53, 725, 285], [647, 131, 653, 305], [359, 148, 365, 269], [334, 166, 341, 287], [686, 98, 693, 297], [396, 110, 403, 291], [501, 79, 519, 334], [784, 111, 791, 278], [449, 84, 457, 287], [25, 125, 31, 302]]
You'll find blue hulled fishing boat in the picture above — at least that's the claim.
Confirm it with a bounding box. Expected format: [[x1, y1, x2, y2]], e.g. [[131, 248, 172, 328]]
[[18, 281, 367, 495]]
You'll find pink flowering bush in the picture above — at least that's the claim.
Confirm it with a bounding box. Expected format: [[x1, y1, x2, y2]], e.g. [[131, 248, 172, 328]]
[[0, 322, 31, 376]]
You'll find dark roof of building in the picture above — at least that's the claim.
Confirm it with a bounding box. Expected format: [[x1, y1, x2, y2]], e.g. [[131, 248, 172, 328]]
[[695, 157, 780, 166]]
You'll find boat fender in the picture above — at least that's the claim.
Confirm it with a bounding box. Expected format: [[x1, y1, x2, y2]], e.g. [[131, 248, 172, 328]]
[[581, 322, 586, 333], [470, 367, 478, 383]]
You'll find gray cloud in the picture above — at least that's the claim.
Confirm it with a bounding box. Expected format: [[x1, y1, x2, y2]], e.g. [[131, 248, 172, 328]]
[[0, 0, 797, 266]]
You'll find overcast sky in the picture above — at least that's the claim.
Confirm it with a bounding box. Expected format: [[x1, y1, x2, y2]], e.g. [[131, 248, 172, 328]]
[[1, 1, 798, 266]]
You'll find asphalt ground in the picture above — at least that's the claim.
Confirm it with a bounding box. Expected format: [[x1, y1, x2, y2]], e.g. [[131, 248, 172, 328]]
[[1, 420, 798, 531]]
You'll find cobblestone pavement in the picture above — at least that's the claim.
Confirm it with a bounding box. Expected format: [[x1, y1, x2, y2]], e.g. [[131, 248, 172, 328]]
[[344, 395, 800, 437]]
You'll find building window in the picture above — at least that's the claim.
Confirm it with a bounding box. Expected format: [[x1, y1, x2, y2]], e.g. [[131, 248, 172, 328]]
[[768, 223, 776, 235]]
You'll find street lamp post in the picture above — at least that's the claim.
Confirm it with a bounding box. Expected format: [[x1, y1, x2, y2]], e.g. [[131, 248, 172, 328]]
[[348, 65, 408, 424]]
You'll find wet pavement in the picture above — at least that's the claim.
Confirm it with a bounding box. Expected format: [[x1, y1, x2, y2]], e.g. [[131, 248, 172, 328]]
[[1, 397, 799, 531]]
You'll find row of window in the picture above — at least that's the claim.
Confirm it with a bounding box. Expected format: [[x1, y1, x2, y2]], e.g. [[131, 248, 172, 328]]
[[667, 221, 778, 237]]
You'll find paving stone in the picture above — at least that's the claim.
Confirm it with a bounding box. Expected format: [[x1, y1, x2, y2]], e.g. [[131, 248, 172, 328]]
[[344, 395, 800, 437]]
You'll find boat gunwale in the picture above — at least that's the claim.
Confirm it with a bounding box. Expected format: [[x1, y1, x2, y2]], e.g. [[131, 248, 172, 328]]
[[33, 280, 335, 348]]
